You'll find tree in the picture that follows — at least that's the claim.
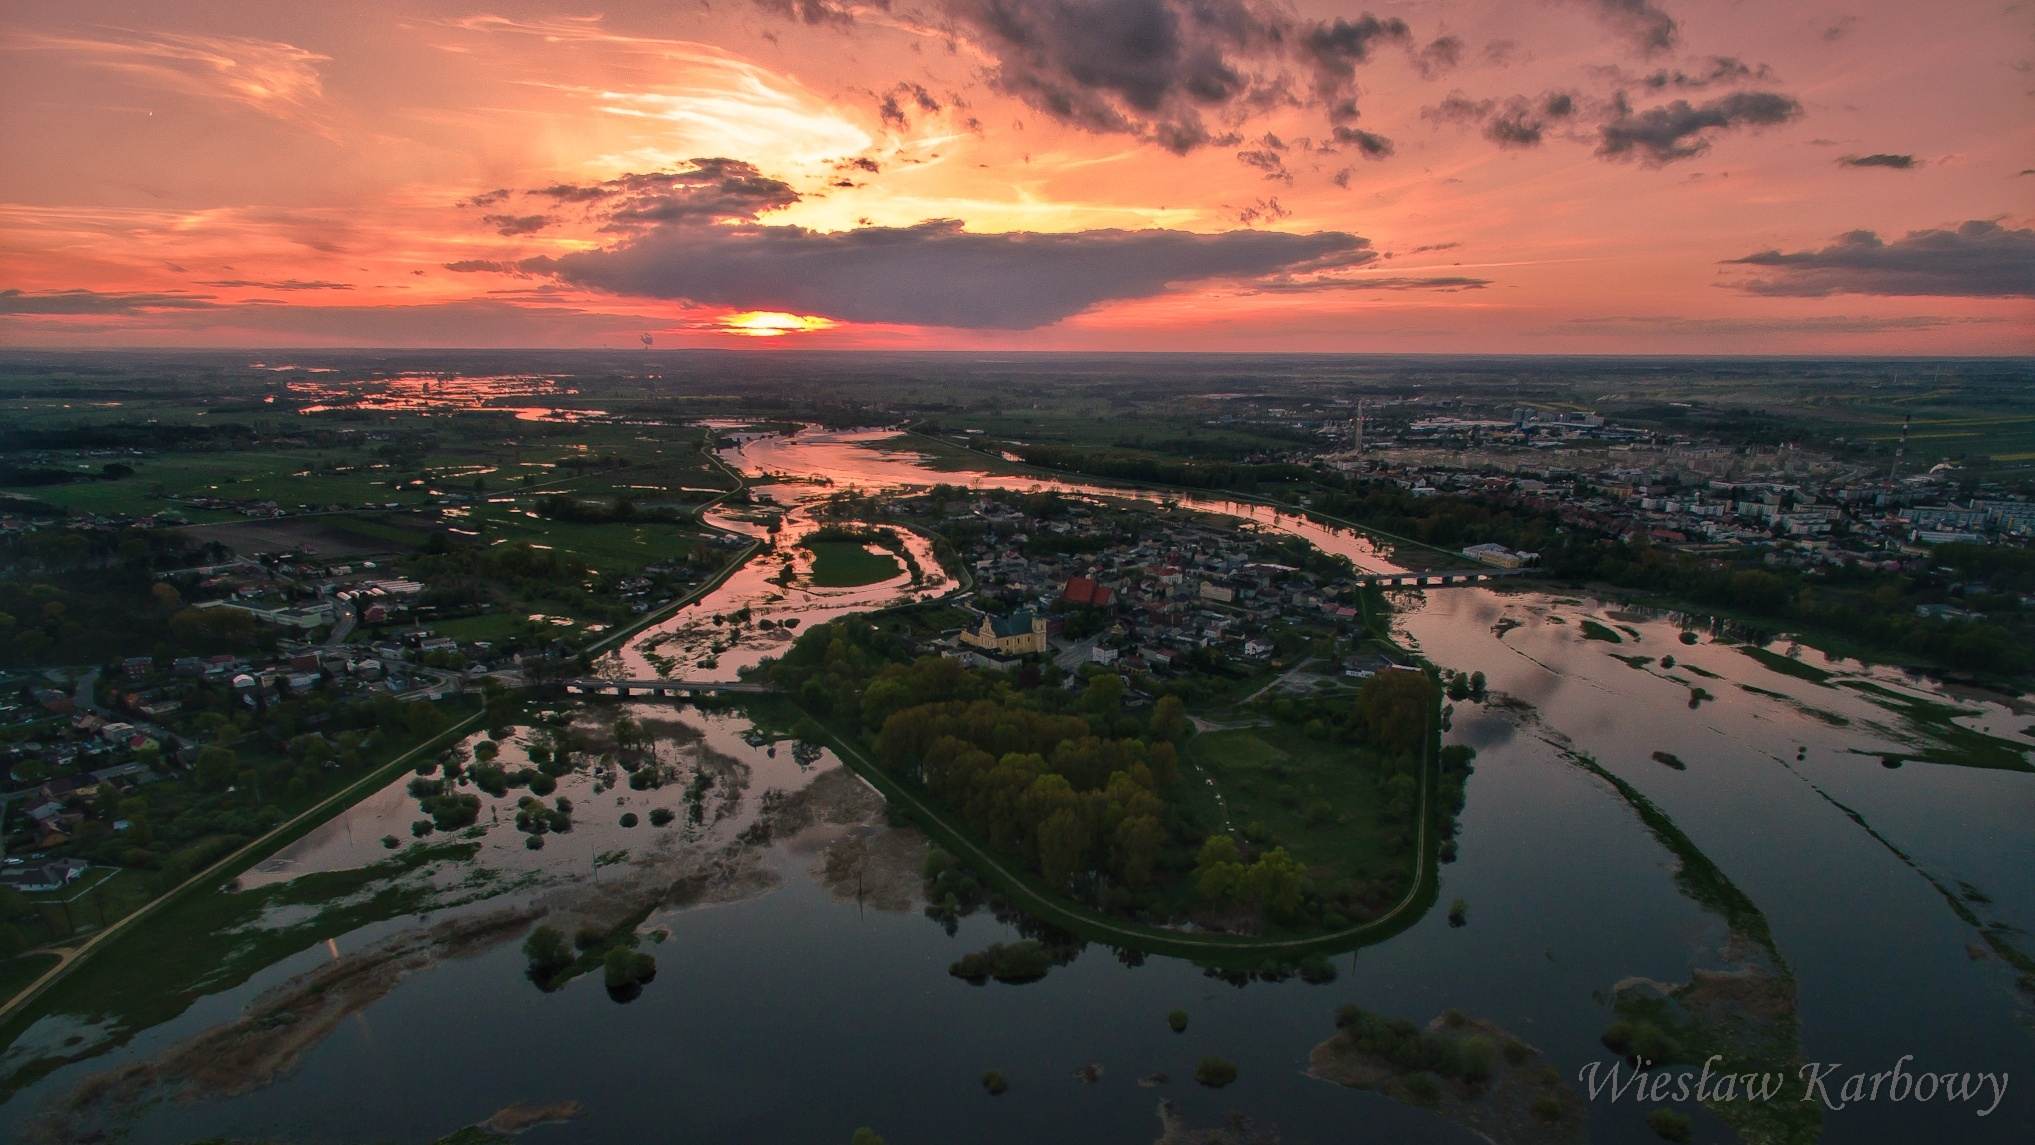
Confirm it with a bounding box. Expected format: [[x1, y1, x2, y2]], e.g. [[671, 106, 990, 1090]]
[[1355, 670, 1435, 758], [1036, 807, 1090, 887], [1195, 1057, 1238, 1088], [1148, 694, 1187, 742], [1114, 814, 1163, 888], [850, 1131, 887, 1145], [1241, 847, 1306, 920], [1194, 834, 1246, 903], [193, 745, 239, 791], [523, 925, 572, 979], [1081, 672, 1124, 717]]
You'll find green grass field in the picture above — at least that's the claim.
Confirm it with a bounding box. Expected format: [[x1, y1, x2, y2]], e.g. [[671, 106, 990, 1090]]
[[805, 540, 901, 586], [1182, 725, 1402, 886]]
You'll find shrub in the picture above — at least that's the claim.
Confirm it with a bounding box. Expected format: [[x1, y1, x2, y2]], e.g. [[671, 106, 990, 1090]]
[[620, 812, 639, 828], [1646, 1108, 1693, 1143], [981, 1070, 1007, 1095], [603, 946, 656, 995], [649, 807, 675, 827], [523, 925, 572, 977], [380, 835, 399, 849], [1401, 1072, 1441, 1106], [1194, 1057, 1237, 1088], [1531, 1094, 1565, 1122], [1167, 1009, 1189, 1033], [525, 834, 545, 850]]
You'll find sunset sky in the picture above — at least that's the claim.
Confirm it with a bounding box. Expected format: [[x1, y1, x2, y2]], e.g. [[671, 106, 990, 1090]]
[[1, 0, 2031, 353]]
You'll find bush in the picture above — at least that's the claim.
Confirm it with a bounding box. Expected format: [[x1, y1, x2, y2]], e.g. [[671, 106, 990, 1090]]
[[603, 946, 656, 996], [523, 925, 572, 978], [981, 1070, 1008, 1095], [1194, 1057, 1237, 1088], [1602, 1020, 1680, 1065], [380, 835, 399, 849], [1646, 1108, 1693, 1143], [1401, 1072, 1441, 1106], [1531, 1094, 1565, 1122], [948, 941, 1053, 984], [529, 772, 558, 796], [649, 807, 675, 827], [620, 812, 639, 828], [525, 834, 544, 850], [1167, 1009, 1189, 1033]]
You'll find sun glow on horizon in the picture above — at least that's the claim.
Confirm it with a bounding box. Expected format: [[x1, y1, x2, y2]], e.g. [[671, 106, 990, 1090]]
[[719, 311, 838, 337]]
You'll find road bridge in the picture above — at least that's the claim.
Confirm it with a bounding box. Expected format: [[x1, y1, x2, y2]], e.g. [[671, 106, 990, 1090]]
[[561, 678, 780, 699]]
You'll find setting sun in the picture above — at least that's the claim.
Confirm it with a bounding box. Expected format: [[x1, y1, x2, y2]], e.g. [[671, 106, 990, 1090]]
[[719, 311, 838, 338]]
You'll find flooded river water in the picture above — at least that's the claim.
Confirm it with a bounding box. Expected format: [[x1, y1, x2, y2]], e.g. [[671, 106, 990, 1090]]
[[2, 427, 2029, 1144]]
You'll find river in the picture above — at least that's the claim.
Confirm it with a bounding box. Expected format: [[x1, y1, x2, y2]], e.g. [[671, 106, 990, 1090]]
[[1, 426, 2028, 1144]]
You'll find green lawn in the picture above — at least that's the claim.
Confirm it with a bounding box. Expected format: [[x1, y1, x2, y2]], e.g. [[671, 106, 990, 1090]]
[[0, 953, 59, 1003], [1181, 726, 1404, 887], [805, 540, 901, 587]]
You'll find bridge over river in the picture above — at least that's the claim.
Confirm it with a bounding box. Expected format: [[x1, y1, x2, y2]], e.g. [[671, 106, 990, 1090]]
[[562, 678, 782, 699], [1354, 567, 1531, 589]]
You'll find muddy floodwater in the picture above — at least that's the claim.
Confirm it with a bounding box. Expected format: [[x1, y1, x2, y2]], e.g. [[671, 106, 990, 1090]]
[[2, 427, 2030, 1144]]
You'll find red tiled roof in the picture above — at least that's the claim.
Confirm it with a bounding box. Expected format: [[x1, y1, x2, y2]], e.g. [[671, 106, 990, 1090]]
[[1061, 576, 1114, 607]]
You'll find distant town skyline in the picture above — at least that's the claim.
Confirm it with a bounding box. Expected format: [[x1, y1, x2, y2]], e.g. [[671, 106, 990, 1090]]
[[1, 1, 2031, 353]]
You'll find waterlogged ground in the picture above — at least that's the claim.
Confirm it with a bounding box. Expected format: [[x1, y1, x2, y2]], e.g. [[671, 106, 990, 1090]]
[[2, 426, 2031, 1144]]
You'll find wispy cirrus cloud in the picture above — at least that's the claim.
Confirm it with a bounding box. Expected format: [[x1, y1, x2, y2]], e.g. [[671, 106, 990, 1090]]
[[0, 288, 220, 314], [194, 278, 354, 291], [3, 28, 332, 132]]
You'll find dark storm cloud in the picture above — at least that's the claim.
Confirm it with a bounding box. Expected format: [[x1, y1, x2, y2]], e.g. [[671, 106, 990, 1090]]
[[937, 0, 1292, 154], [1422, 92, 1493, 127], [1639, 56, 1771, 90], [1597, 90, 1801, 163], [750, 0, 872, 26], [530, 217, 1374, 328], [1236, 143, 1291, 182], [1837, 153, 1919, 170], [1298, 14, 1412, 124], [482, 213, 555, 236], [1724, 220, 2035, 298], [878, 81, 941, 130], [1412, 34, 1464, 80], [519, 159, 802, 231], [1424, 90, 1576, 148], [195, 279, 355, 291], [1331, 125, 1394, 158], [1572, 0, 1679, 56], [758, 1, 1415, 155], [0, 288, 220, 314]]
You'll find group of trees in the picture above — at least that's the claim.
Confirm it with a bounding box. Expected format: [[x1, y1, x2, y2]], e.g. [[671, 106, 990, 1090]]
[[882, 699, 1178, 890], [1191, 835, 1306, 921]]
